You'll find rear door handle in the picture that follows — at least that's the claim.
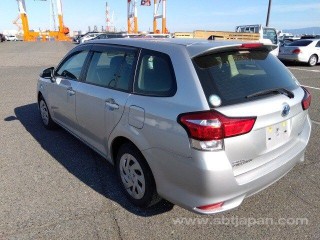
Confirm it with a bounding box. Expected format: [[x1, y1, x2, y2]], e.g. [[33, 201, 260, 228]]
[[67, 87, 75, 96], [105, 98, 119, 110]]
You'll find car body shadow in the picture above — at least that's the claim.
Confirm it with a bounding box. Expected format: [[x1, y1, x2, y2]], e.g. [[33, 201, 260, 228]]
[[9, 103, 173, 216]]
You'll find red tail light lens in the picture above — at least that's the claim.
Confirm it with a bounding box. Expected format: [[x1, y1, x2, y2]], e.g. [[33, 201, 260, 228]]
[[292, 49, 301, 54], [178, 111, 256, 141], [197, 202, 224, 211], [301, 87, 311, 110], [240, 43, 263, 49]]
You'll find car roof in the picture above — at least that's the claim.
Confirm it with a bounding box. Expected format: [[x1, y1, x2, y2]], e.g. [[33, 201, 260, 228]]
[[294, 38, 319, 42], [84, 38, 258, 58]]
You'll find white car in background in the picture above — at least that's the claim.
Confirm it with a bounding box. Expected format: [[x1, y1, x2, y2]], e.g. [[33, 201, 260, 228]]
[[5, 35, 18, 41], [80, 33, 102, 43], [278, 39, 320, 66]]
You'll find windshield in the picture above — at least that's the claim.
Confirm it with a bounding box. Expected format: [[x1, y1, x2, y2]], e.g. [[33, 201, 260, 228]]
[[193, 50, 298, 107], [288, 40, 312, 47]]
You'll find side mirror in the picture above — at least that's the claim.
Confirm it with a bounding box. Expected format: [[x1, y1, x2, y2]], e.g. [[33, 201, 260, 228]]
[[40, 67, 55, 81]]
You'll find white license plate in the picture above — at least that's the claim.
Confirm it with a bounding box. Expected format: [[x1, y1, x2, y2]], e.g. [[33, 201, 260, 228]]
[[266, 120, 290, 149]]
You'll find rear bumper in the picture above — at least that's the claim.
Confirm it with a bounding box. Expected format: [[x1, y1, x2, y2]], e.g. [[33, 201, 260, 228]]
[[278, 54, 309, 63], [143, 115, 311, 214]]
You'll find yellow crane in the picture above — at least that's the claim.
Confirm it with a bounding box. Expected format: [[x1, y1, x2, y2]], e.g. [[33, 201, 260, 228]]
[[16, 0, 70, 41], [127, 0, 167, 34], [153, 0, 167, 34]]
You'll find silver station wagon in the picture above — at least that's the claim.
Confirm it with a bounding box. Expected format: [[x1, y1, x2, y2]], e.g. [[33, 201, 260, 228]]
[[37, 39, 311, 214]]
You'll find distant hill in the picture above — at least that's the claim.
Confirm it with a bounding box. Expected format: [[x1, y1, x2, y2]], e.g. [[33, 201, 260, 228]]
[[283, 27, 320, 35]]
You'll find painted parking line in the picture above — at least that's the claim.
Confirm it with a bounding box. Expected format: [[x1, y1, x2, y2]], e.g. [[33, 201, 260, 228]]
[[288, 67, 320, 73], [301, 85, 320, 91]]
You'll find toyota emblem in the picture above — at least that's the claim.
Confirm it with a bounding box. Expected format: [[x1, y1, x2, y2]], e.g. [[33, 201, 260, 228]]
[[282, 104, 290, 117]]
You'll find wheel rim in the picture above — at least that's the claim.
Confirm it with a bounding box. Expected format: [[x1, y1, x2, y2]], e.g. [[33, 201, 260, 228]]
[[310, 56, 317, 66], [40, 100, 49, 125], [119, 153, 145, 200]]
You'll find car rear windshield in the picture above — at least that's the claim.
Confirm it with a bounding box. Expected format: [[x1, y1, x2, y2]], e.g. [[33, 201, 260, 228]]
[[193, 50, 298, 107], [288, 40, 312, 46]]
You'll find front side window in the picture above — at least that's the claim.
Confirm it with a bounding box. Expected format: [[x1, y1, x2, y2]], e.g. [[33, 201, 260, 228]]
[[193, 50, 298, 107], [85, 48, 136, 91], [56, 51, 89, 80], [134, 50, 176, 97]]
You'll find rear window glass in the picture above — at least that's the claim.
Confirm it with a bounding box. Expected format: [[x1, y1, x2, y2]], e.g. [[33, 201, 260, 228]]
[[193, 50, 299, 107], [288, 40, 312, 46]]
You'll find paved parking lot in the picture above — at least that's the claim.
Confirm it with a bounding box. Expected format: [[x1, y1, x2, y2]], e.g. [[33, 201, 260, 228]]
[[0, 42, 319, 240]]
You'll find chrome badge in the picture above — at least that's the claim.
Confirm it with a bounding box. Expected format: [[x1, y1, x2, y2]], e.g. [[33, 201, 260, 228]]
[[282, 103, 290, 117]]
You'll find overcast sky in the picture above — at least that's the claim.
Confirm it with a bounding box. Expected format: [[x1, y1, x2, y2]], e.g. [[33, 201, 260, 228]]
[[0, 0, 319, 33]]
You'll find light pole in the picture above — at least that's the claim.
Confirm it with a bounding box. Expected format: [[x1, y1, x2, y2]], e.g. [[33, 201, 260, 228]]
[[266, 0, 272, 27]]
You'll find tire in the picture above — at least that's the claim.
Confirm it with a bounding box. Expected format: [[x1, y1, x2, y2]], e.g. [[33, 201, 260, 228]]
[[308, 54, 318, 67], [116, 143, 161, 207], [39, 97, 56, 129]]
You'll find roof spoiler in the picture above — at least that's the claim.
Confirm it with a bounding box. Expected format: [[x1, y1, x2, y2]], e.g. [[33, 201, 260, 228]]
[[194, 42, 277, 58]]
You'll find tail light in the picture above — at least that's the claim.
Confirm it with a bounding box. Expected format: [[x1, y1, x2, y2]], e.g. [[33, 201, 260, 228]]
[[301, 87, 311, 110], [178, 111, 256, 151], [292, 49, 301, 54], [239, 43, 263, 49], [197, 202, 224, 211]]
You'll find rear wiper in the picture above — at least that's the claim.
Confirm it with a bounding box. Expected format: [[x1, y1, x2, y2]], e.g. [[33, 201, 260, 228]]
[[246, 88, 294, 99]]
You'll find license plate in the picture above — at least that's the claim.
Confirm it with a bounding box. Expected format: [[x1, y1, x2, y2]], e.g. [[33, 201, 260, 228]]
[[266, 120, 290, 149], [282, 50, 291, 55]]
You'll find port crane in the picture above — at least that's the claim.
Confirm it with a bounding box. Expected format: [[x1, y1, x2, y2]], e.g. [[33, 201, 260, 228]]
[[127, 0, 167, 34], [16, 0, 70, 41]]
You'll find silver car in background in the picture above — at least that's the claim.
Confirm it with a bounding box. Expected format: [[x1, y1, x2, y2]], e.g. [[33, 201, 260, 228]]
[[278, 39, 320, 66], [37, 39, 311, 214]]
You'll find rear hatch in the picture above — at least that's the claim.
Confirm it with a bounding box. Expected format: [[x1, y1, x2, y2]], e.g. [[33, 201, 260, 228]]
[[191, 45, 311, 180]]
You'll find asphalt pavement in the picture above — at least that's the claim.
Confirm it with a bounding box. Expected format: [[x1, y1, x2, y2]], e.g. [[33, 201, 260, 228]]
[[0, 41, 319, 239]]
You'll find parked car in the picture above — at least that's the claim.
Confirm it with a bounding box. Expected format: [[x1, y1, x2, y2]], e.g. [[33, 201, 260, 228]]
[[5, 35, 18, 41], [279, 34, 300, 47], [91, 33, 108, 40], [90, 33, 126, 41], [145, 33, 172, 38], [73, 34, 84, 44], [37, 39, 311, 214], [91, 33, 143, 41], [79, 32, 102, 43], [300, 35, 320, 40], [278, 39, 320, 66], [0, 33, 5, 42]]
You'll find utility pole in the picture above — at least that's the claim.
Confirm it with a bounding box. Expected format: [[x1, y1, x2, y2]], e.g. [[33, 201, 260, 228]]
[[266, 0, 272, 27]]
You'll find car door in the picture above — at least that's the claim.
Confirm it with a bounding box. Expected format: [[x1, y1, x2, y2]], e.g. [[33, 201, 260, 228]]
[[75, 44, 138, 155], [49, 45, 91, 133]]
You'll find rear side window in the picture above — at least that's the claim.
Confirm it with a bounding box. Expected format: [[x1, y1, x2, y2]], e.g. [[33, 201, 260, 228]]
[[134, 50, 176, 97], [193, 50, 298, 107], [288, 40, 312, 46]]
